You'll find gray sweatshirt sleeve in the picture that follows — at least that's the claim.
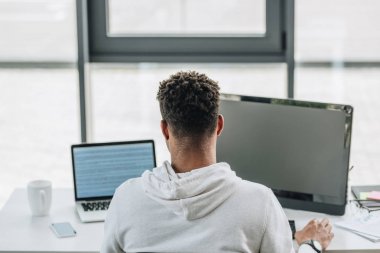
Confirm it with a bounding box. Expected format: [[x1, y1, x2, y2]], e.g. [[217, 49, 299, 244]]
[[260, 188, 296, 253], [101, 191, 124, 253]]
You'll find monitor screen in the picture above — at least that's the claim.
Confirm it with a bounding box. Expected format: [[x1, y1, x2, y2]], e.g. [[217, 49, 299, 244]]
[[217, 95, 353, 215], [72, 140, 156, 200]]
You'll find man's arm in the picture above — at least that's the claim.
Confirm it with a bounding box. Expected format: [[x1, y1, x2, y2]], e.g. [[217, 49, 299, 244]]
[[260, 189, 296, 253], [259, 188, 333, 253], [100, 191, 124, 253]]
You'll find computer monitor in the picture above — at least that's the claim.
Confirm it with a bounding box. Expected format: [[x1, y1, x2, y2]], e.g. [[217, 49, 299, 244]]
[[217, 94, 353, 215]]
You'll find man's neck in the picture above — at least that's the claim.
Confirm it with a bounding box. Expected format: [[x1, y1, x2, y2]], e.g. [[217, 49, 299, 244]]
[[170, 146, 216, 173]]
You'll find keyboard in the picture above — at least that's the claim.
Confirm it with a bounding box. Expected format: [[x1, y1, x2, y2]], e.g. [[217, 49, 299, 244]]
[[81, 201, 110, 212]]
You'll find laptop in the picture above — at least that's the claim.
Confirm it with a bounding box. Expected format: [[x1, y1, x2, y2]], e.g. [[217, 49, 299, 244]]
[[71, 140, 156, 223]]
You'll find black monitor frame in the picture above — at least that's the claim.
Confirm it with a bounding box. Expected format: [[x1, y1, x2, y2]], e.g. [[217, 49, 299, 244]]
[[217, 94, 353, 215]]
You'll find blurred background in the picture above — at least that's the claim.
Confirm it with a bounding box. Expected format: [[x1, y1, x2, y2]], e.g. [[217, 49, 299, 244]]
[[1, 0, 380, 207]]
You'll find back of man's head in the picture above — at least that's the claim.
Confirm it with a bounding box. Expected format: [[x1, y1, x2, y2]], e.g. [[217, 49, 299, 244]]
[[157, 71, 220, 141]]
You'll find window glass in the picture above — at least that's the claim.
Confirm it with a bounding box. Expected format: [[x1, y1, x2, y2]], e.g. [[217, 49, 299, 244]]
[[108, 0, 266, 35], [0, 69, 80, 207], [296, 0, 380, 61], [0, 0, 76, 61]]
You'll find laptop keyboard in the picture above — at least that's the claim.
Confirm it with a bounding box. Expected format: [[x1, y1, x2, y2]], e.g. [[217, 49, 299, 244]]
[[81, 201, 110, 212]]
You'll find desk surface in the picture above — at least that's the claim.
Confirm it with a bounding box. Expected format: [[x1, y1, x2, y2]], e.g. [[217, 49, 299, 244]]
[[0, 188, 379, 253], [0, 188, 103, 253]]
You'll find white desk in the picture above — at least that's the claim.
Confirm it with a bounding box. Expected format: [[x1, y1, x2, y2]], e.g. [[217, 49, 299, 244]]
[[0, 188, 379, 253], [0, 188, 103, 253]]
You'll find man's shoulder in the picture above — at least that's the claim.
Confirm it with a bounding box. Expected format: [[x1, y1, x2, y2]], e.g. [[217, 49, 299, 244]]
[[111, 177, 144, 202], [233, 179, 275, 204], [237, 179, 272, 195], [116, 177, 143, 192]]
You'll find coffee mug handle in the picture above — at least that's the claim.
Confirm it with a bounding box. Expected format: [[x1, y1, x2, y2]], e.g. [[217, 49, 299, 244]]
[[40, 190, 46, 211]]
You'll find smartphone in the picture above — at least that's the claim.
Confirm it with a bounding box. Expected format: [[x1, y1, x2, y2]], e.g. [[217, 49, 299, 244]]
[[50, 222, 77, 238]]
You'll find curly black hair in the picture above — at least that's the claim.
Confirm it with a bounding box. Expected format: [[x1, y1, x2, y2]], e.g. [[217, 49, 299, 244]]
[[157, 71, 220, 139]]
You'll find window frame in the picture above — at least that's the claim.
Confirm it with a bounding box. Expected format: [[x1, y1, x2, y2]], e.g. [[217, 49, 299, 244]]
[[87, 0, 286, 62]]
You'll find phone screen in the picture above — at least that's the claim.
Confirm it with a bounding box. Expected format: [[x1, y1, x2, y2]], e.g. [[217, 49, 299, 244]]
[[50, 222, 76, 238]]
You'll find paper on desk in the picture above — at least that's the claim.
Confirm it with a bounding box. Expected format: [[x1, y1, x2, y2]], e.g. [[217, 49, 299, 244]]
[[335, 215, 380, 242], [348, 229, 380, 243]]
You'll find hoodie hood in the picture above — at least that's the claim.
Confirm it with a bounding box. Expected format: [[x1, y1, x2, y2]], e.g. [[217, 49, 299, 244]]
[[142, 161, 239, 220]]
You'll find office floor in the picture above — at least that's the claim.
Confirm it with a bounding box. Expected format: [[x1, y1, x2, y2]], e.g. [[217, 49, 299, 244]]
[[1, 64, 380, 208]]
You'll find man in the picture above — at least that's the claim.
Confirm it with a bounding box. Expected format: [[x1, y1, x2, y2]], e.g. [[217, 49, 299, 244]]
[[101, 71, 334, 253]]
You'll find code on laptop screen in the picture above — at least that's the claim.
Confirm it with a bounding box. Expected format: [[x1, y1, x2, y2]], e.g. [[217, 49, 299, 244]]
[[73, 142, 155, 199]]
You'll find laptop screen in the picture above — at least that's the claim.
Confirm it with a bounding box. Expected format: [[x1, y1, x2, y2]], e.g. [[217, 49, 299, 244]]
[[72, 140, 156, 200]]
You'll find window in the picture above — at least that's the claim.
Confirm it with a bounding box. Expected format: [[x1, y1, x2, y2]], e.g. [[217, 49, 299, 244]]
[[296, 0, 380, 61], [0, 69, 79, 207], [0, 0, 76, 62], [85, 0, 287, 62], [0, 0, 78, 208], [108, 0, 266, 35]]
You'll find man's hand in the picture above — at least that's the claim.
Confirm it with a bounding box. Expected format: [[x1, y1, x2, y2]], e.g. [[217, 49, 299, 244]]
[[294, 218, 334, 250]]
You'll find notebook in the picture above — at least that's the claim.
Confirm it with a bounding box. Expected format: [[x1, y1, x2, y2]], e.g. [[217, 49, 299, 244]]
[[71, 140, 156, 222], [335, 215, 380, 242]]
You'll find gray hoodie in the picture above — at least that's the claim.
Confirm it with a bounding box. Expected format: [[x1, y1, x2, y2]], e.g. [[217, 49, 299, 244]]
[[142, 161, 238, 220], [101, 161, 294, 253]]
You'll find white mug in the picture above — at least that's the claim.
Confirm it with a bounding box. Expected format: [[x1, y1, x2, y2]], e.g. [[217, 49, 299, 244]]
[[27, 180, 52, 216]]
